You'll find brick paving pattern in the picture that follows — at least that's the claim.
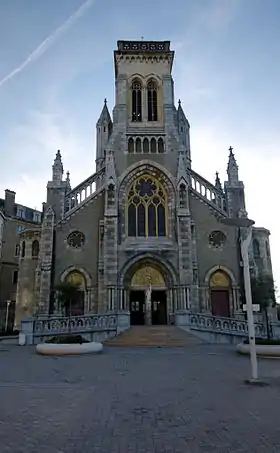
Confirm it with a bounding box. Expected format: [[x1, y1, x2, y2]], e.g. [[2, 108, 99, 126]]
[[1, 343, 280, 452]]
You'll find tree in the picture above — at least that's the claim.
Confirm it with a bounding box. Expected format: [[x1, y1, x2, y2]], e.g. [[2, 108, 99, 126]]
[[55, 281, 81, 334], [250, 274, 276, 339]]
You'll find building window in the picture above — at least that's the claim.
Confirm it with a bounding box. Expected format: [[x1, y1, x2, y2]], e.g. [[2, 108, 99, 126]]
[[67, 231, 85, 249], [135, 137, 141, 153], [17, 208, 25, 219], [15, 244, 20, 257], [143, 138, 149, 154], [151, 138, 157, 153], [21, 241, 25, 258], [131, 79, 142, 122], [33, 212, 41, 223], [127, 175, 167, 237], [209, 231, 226, 249], [32, 240, 40, 257], [147, 80, 158, 121], [158, 137, 164, 153], [253, 239, 260, 257], [13, 270, 18, 285], [128, 137, 134, 153]]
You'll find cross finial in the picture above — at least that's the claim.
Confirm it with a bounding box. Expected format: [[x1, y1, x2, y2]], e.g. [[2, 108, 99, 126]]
[[141, 36, 144, 41], [104, 98, 107, 104], [178, 99, 181, 106], [229, 146, 233, 153]]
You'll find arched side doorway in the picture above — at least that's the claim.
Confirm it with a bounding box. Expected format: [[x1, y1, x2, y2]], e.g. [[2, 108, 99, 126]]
[[209, 270, 231, 318], [65, 271, 86, 316], [129, 263, 168, 326]]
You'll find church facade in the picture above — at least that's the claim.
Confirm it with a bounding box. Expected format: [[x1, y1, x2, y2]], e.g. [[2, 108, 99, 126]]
[[15, 41, 273, 328]]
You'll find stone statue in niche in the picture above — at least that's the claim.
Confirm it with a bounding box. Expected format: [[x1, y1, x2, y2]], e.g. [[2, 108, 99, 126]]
[[179, 183, 187, 208], [107, 183, 115, 207]]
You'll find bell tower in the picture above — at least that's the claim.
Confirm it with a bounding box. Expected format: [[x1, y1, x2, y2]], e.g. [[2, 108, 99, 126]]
[[113, 40, 174, 129]]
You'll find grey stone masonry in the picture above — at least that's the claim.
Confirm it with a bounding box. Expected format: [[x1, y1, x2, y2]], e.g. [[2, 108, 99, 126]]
[[38, 207, 55, 314]]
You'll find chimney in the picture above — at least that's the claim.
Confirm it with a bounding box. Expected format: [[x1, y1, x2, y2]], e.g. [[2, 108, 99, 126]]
[[4, 190, 16, 216]]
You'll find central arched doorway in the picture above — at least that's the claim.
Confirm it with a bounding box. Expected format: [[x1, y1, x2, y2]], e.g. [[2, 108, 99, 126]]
[[129, 263, 167, 326]]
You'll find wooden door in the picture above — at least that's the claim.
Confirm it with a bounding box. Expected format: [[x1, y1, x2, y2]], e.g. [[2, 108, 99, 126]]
[[130, 291, 145, 325], [211, 290, 230, 318], [151, 291, 167, 325]]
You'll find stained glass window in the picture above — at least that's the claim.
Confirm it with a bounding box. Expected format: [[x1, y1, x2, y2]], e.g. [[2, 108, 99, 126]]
[[127, 175, 167, 237]]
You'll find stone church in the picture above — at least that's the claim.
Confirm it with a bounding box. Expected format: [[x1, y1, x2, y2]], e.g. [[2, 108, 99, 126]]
[[15, 40, 273, 328]]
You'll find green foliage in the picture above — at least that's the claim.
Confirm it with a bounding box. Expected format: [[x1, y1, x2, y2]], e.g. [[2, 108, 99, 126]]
[[55, 281, 80, 315], [45, 335, 89, 344], [250, 274, 276, 310]]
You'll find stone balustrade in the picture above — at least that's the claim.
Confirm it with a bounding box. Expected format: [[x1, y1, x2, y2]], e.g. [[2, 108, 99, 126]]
[[64, 167, 105, 215], [190, 170, 227, 213], [189, 313, 267, 338], [20, 312, 130, 345]]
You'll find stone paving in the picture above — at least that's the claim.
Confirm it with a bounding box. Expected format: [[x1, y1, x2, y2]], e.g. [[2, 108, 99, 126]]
[[1, 343, 280, 452]]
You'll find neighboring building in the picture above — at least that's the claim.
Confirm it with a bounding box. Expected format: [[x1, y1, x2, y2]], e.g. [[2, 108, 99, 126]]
[[15, 40, 274, 328], [0, 209, 5, 260], [0, 190, 41, 331]]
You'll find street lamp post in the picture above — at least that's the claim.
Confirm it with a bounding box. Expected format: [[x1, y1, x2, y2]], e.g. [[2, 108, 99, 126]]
[[220, 215, 258, 381], [5, 300, 11, 333]]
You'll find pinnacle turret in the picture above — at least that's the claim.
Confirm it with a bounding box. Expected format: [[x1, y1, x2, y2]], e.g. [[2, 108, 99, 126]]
[[66, 171, 71, 190], [177, 99, 189, 127], [227, 146, 239, 183], [215, 172, 222, 191], [52, 150, 63, 184], [97, 98, 112, 126]]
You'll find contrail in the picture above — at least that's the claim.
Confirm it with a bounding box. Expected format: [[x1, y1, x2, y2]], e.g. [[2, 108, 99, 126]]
[[0, 0, 94, 88]]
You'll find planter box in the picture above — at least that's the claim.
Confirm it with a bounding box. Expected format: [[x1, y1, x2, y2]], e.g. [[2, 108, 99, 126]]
[[36, 341, 103, 356], [237, 343, 280, 357]]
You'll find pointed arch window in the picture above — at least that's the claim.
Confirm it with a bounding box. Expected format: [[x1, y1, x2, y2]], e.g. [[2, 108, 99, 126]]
[[147, 80, 158, 121], [253, 239, 260, 257], [32, 240, 39, 258], [127, 175, 167, 237], [131, 80, 142, 122], [128, 137, 134, 153]]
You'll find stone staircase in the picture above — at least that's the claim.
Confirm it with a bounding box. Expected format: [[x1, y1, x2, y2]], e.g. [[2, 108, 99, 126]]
[[104, 326, 204, 348]]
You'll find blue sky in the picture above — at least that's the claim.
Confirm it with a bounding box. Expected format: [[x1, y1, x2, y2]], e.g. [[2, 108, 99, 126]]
[[0, 0, 279, 297]]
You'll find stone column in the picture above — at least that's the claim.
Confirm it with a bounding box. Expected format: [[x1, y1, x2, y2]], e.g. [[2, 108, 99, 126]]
[[145, 288, 152, 326]]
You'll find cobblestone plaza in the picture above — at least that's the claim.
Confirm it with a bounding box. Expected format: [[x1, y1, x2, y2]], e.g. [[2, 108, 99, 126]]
[[1, 344, 280, 452]]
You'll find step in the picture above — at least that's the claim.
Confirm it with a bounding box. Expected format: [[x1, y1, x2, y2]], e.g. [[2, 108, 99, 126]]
[[104, 326, 203, 348]]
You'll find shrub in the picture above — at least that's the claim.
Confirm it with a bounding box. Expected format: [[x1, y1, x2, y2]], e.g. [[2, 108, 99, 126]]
[[45, 335, 90, 344], [243, 338, 280, 346]]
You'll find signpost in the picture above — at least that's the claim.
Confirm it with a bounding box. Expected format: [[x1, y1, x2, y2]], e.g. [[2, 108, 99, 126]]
[[243, 304, 260, 312]]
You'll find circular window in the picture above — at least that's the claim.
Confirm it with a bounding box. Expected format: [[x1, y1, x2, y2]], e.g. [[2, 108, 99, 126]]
[[209, 230, 226, 249], [67, 231, 85, 249]]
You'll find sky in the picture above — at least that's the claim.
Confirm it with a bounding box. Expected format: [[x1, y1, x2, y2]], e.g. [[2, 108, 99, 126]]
[[0, 0, 279, 298]]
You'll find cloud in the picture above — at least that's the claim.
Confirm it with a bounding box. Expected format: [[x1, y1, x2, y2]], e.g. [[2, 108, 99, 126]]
[[0, 0, 95, 89]]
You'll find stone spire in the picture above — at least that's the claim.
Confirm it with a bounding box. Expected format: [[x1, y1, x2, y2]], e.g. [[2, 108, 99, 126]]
[[227, 146, 239, 184], [177, 99, 190, 161], [177, 99, 189, 127], [66, 171, 71, 191], [52, 150, 63, 184], [224, 146, 245, 217], [215, 171, 222, 191], [97, 98, 112, 126], [96, 99, 113, 171]]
